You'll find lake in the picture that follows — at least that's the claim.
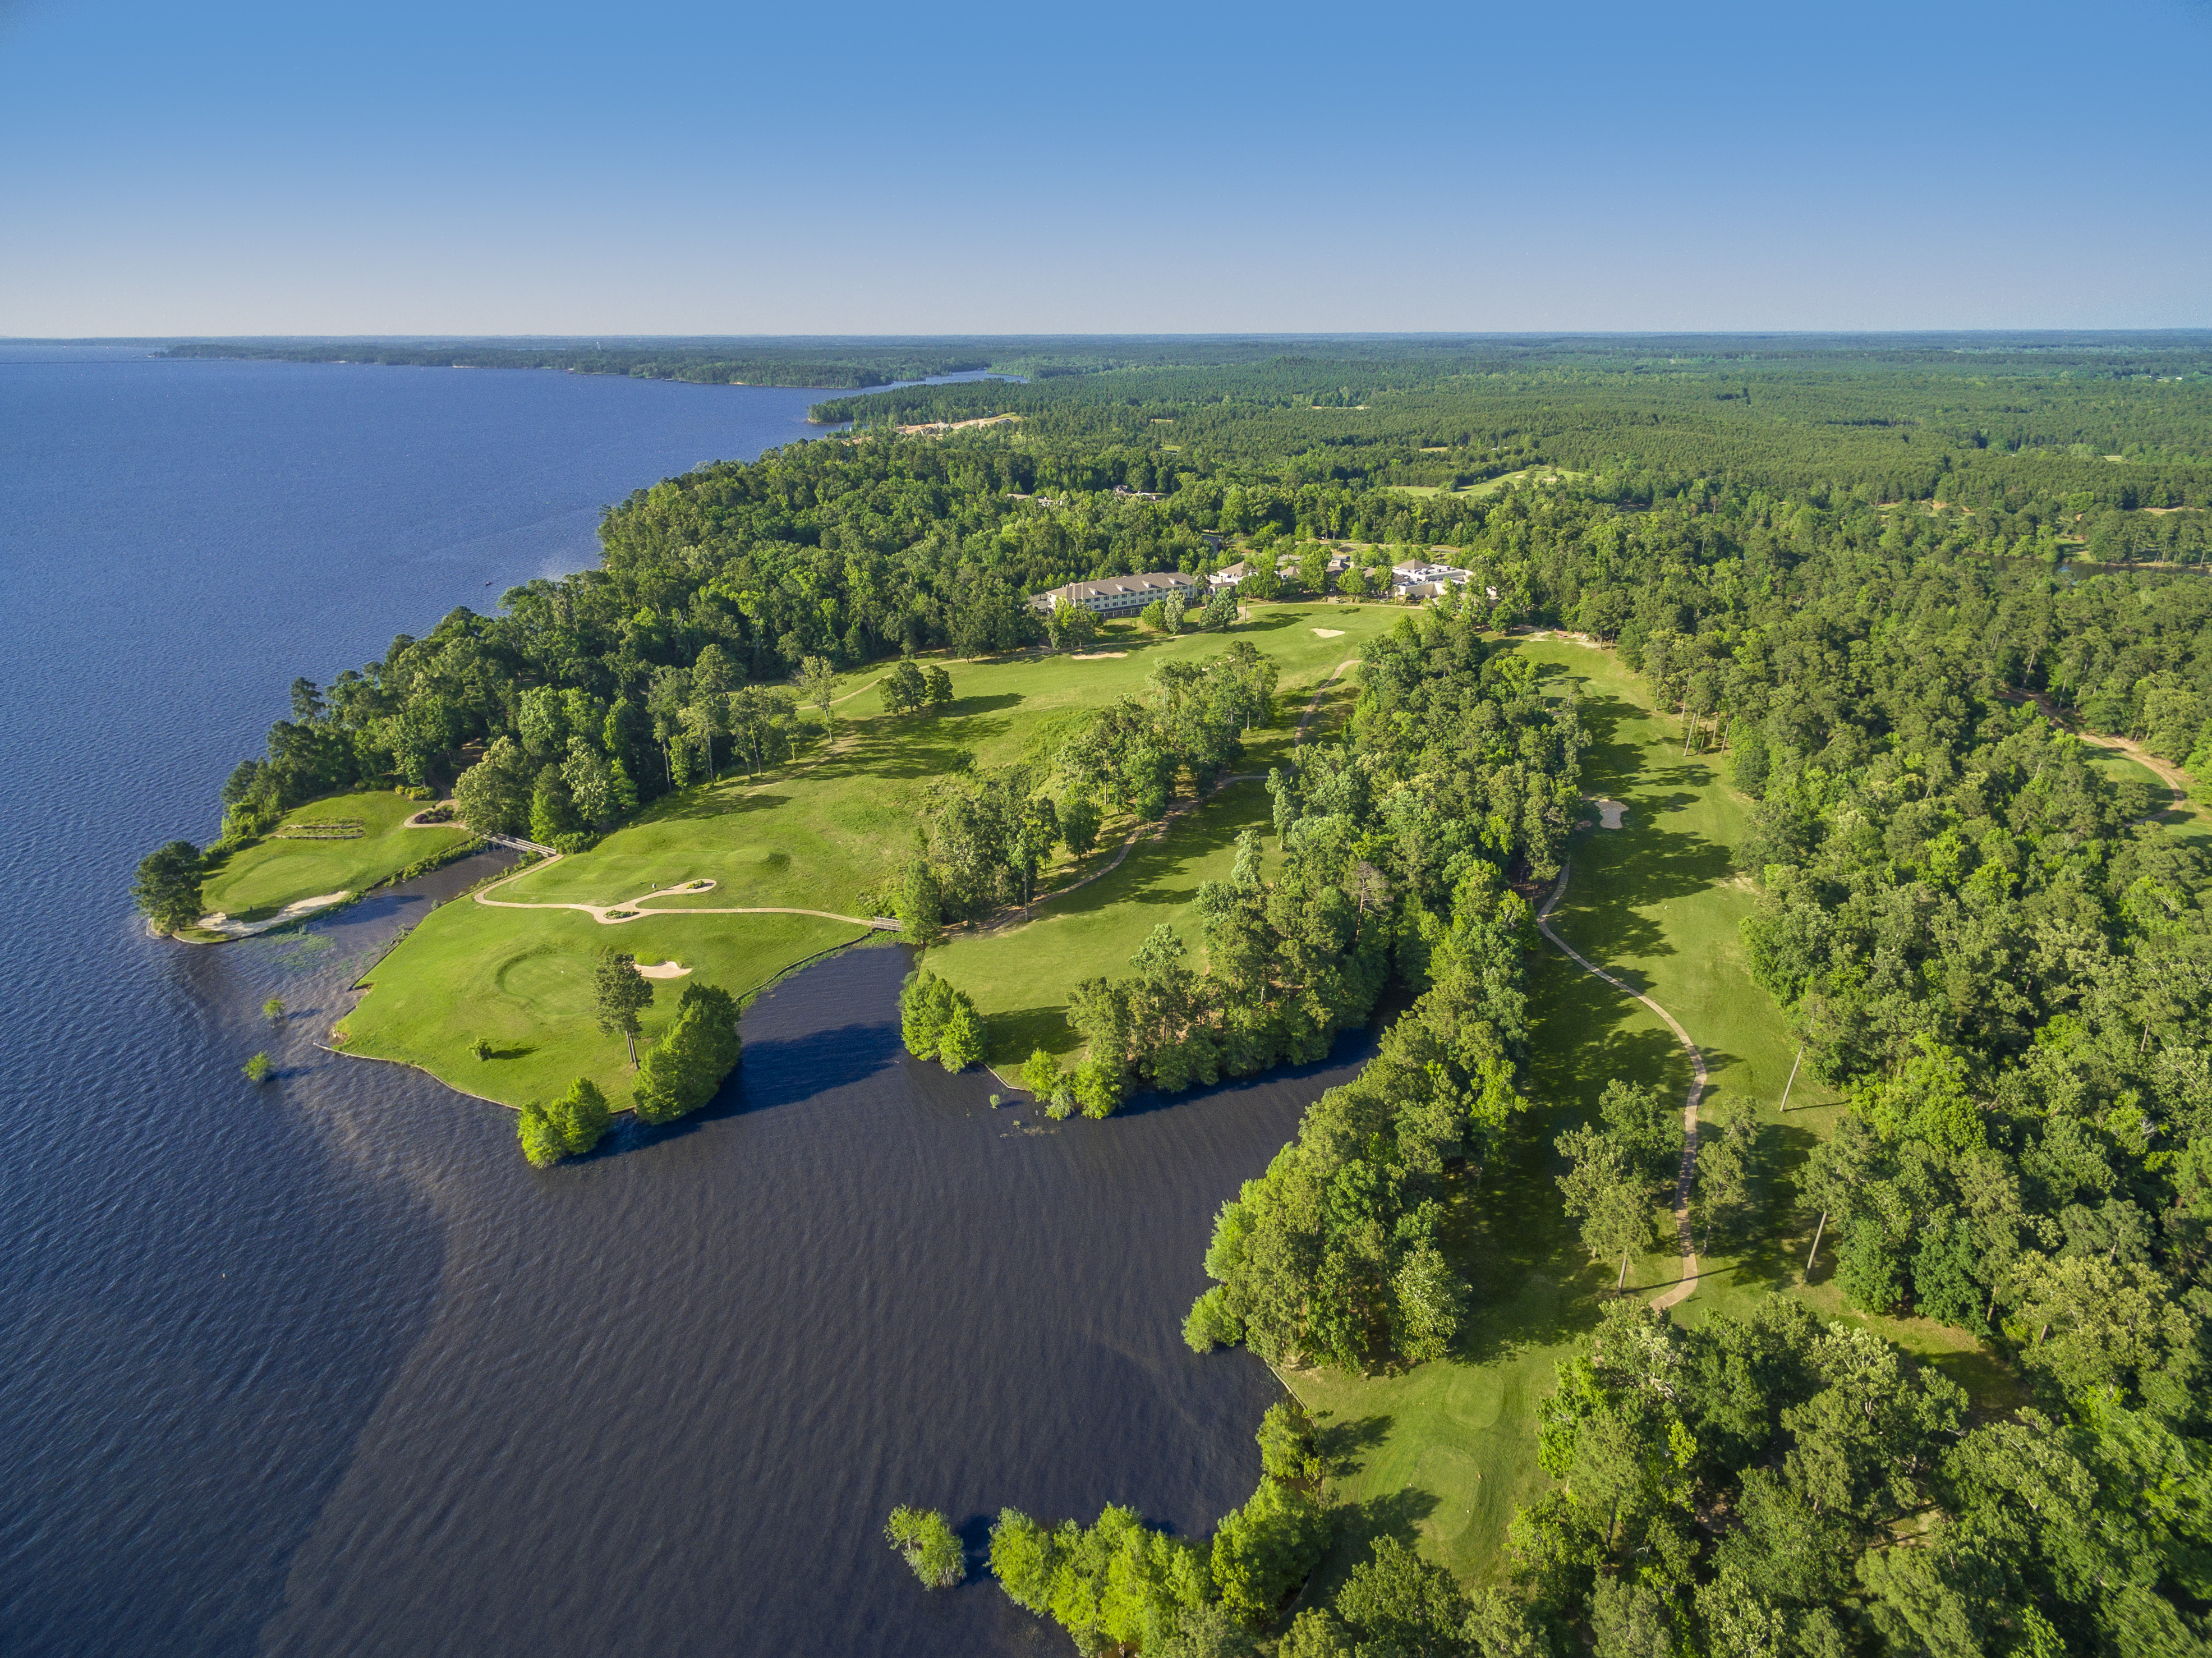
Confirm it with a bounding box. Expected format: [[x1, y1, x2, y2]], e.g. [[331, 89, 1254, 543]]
[[0, 347, 1356, 1655]]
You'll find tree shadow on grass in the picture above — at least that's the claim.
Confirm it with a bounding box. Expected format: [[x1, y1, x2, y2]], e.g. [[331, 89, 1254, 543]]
[[1331, 1486, 1442, 1567], [818, 715, 1017, 782], [1552, 820, 1737, 968], [642, 789, 793, 825], [1314, 1413, 1395, 1481], [1556, 688, 1647, 792], [986, 1004, 1077, 1068], [1033, 792, 1266, 922]]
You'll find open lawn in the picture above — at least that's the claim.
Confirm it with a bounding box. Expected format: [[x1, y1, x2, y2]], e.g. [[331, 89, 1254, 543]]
[[199, 790, 475, 924], [1273, 635, 2024, 1597], [1386, 468, 1584, 500], [338, 606, 1405, 1106]]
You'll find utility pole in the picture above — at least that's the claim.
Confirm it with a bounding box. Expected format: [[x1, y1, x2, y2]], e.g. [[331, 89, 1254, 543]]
[[1777, 1046, 1805, 1112], [1806, 1210, 1827, 1277]]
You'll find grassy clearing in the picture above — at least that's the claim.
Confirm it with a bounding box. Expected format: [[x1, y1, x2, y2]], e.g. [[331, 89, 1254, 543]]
[[1273, 636, 2030, 1596], [2082, 743, 2212, 855], [1386, 469, 1584, 500], [199, 791, 474, 922], [339, 606, 1404, 1105]]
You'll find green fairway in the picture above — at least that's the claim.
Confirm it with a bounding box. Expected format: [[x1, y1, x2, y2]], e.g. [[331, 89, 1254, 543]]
[[923, 780, 1280, 1069], [199, 790, 475, 923], [1270, 634, 2030, 1594], [338, 607, 1404, 1106], [1386, 469, 1584, 501]]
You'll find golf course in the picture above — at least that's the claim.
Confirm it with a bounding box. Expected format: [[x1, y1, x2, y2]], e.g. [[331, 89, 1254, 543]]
[[193, 788, 477, 936], [224, 602, 2113, 1592], [328, 603, 1406, 1108], [1269, 633, 2044, 1597]]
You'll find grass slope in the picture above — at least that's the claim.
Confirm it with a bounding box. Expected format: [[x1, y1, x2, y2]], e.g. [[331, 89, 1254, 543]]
[[338, 605, 1405, 1106], [200, 791, 474, 922], [1272, 635, 2025, 1599], [923, 781, 1280, 1068]]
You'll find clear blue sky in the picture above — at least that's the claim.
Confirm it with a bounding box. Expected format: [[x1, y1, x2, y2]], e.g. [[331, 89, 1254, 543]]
[[2, 0, 2206, 334]]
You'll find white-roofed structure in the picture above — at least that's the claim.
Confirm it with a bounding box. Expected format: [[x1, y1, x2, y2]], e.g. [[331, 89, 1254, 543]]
[[1029, 571, 1199, 617]]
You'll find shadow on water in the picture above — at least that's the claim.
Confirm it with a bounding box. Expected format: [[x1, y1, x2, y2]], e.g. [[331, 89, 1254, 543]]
[[190, 883, 1373, 1658]]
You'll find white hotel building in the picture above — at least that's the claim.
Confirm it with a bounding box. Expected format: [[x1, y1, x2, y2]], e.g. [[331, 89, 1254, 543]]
[[1028, 571, 1199, 618]]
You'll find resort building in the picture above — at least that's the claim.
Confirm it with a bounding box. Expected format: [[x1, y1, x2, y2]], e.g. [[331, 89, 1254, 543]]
[[1029, 571, 1200, 617], [1389, 559, 1474, 601]]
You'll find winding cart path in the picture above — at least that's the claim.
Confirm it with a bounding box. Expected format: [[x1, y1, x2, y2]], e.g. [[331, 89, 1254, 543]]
[[1536, 852, 1708, 1310]]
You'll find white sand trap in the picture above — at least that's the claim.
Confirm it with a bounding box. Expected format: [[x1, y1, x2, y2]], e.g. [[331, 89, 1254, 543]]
[[636, 961, 693, 979], [1595, 800, 1627, 829], [1312, 627, 1345, 639], [1071, 651, 1129, 659], [195, 890, 352, 938]]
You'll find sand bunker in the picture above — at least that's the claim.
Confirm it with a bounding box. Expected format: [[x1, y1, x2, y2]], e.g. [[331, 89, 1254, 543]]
[[1595, 799, 1627, 829], [1071, 651, 1129, 659], [195, 890, 353, 939], [636, 961, 693, 979], [1312, 628, 1345, 639]]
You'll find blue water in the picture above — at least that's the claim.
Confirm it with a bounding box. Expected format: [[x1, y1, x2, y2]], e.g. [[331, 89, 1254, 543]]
[[0, 347, 1348, 1655]]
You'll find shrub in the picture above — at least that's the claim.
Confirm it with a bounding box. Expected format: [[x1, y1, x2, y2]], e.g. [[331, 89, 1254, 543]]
[[241, 1051, 273, 1083], [938, 999, 985, 1072], [1074, 1055, 1125, 1118], [1211, 1477, 1330, 1625], [1020, 1046, 1063, 1098], [516, 1103, 567, 1167], [1836, 1226, 1906, 1315], [885, 1505, 965, 1589]]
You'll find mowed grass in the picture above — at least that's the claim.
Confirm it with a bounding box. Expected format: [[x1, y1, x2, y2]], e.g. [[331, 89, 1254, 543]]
[[1386, 469, 1584, 500], [338, 605, 1403, 1105], [2081, 743, 2212, 856], [1274, 635, 2025, 1596], [340, 902, 871, 1108], [924, 782, 1280, 1069], [199, 790, 475, 922]]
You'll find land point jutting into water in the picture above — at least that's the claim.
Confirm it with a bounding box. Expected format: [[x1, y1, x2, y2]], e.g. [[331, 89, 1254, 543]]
[[128, 335, 2212, 1655]]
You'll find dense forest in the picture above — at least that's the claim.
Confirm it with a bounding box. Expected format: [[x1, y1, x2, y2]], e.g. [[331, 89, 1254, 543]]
[[157, 337, 997, 388], [141, 334, 2212, 1654]]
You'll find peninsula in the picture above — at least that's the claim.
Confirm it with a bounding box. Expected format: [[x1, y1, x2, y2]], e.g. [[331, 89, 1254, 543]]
[[134, 334, 2212, 1656]]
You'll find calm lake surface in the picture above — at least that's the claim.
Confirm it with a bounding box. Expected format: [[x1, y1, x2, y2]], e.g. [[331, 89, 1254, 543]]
[[0, 346, 1359, 1655]]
